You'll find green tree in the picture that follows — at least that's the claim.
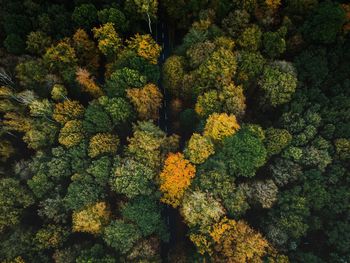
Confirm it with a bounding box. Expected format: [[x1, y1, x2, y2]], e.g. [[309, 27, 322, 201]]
[[217, 128, 267, 178], [72, 4, 97, 29], [302, 1, 346, 44], [111, 158, 155, 198], [26, 31, 52, 55], [121, 196, 168, 239], [98, 7, 128, 33], [4, 34, 25, 54], [83, 103, 112, 134], [103, 220, 142, 254], [0, 178, 34, 232], [265, 128, 292, 156], [184, 133, 215, 164], [258, 63, 297, 108], [237, 25, 262, 51]]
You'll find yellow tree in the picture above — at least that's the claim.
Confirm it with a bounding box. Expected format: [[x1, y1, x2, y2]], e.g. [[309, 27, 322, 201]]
[[88, 133, 119, 158], [3, 112, 32, 132], [184, 133, 215, 164], [53, 100, 85, 125], [92, 23, 122, 59], [76, 68, 104, 98], [203, 113, 240, 142], [159, 153, 196, 208], [126, 34, 161, 64], [209, 217, 269, 262], [72, 201, 111, 234], [126, 83, 162, 120], [58, 120, 85, 148]]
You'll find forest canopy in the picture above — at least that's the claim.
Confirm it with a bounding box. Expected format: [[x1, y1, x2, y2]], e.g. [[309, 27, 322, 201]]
[[0, 0, 349, 262]]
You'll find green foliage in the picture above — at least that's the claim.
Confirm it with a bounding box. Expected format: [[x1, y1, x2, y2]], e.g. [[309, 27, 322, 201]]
[[72, 4, 97, 29], [103, 220, 142, 254], [302, 1, 346, 44], [4, 34, 26, 54], [222, 9, 250, 38], [83, 104, 112, 134], [105, 68, 147, 97], [258, 63, 297, 107], [0, 178, 34, 233], [216, 128, 267, 178], [98, 7, 128, 33], [65, 174, 105, 211], [26, 31, 52, 55], [111, 158, 155, 198], [121, 196, 168, 240], [76, 244, 115, 263], [237, 25, 262, 51], [265, 128, 292, 156], [263, 28, 287, 58]]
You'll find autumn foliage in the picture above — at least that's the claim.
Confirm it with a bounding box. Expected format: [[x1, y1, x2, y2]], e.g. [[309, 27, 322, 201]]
[[159, 153, 196, 207]]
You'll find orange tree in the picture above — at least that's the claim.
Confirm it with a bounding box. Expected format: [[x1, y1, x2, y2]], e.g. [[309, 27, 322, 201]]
[[159, 153, 196, 208]]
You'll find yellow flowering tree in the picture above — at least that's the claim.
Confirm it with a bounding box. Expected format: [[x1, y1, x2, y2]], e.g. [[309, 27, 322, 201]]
[[92, 23, 122, 59], [72, 202, 111, 234], [58, 120, 85, 148], [53, 100, 85, 125], [126, 34, 161, 64], [159, 153, 196, 208], [203, 113, 240, 142], [88, 133, 119, 158]]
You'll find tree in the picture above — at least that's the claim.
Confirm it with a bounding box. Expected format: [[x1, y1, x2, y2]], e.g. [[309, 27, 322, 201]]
[[43, 40, 77, 71], [302, 2, 346, 44], [98, 7, 128, 33], [258, 64, 297, 108], [159, 153, 196, 208], [75, 244, 115, 263], [65, 174, 106, 211], [86, 156, 112, 186], [0, 178, 34, 233], [245, 180, 278, 208], [83, 103, 112, 134], [186, 41, 216, 69], [0, 140, 15, 162], [162, 55, 186, 98], [125, 0, 158, 32], [236, 51, 265, 84], [263, 28, 287, 58], [220, 83, 246, 119], [72, 29, 100, 73], [98, 96, 134, 125], [121, 196, 168, 239], [58, 120, 85, 148], [265, 128, 292, 157], [51, 84, 68, 101], [76, 68, 104, 98], [126, 121, 179, 170], [4, 34, 25, 54], [209, 218, 269, 262], [184, 133, 215, 164], [88, 133, 119, 158], [126, 83, 162, 120], [104, 68, 147, 97], [237, 25, 262, 51], [203, 113, 240, 142], [126, 34, 161, 64], [222, 9, 250, 36], [217, 128, 267, 178], [72, 4, 97, 29], [335, 138, 350, 160], [34, 225, 69, 250], [72, 202, 111, 235], [92, 23, 122, 59], [103, 220, 142, 254], [111, 158, 155, 198], [29, 99, 53, 118], [53, 100, 85, 125], [26, 31, 52, 55], [180, 191, 225, 230], [196, 47, 237, 92], [195, 90, 221, 118]]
